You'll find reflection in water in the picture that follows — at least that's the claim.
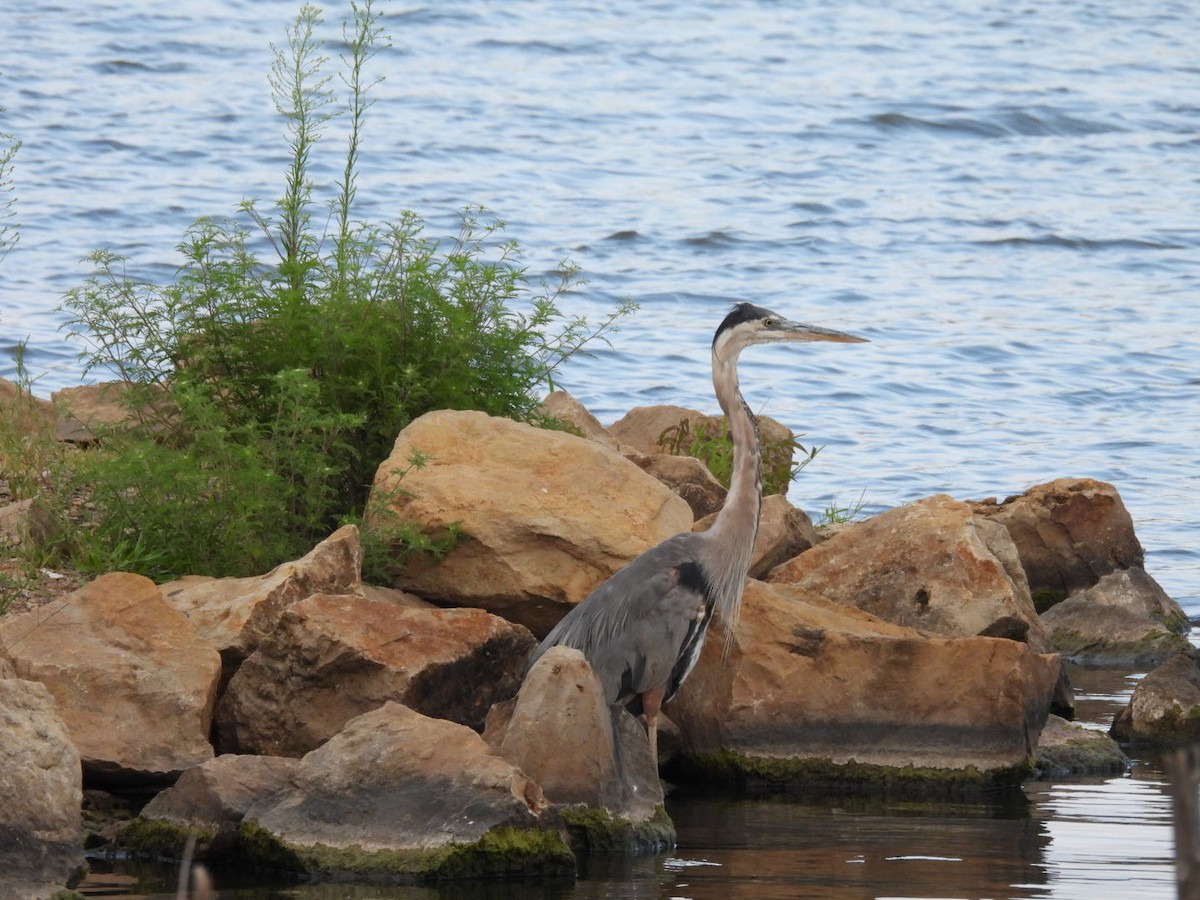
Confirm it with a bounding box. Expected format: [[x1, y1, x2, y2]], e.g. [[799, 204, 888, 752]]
[[664, 788, 1050, 899]]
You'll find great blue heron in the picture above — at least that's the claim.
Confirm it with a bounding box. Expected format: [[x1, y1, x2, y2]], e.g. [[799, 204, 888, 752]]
[[526, 302, 867, 764]]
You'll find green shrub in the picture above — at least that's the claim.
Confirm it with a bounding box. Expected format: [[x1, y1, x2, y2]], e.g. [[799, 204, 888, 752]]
[[656, 415, 819, 496], [52, 1, 632, 579]]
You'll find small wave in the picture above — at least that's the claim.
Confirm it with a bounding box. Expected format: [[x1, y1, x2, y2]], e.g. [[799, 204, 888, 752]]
[[861, 107, 1125, 138], [971, 234, 1184, 251], [603, 230, 642, 242]]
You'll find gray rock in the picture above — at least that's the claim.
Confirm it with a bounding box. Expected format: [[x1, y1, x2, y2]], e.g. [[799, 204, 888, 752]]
[[0, 678, 85, 899], [1031, 715, 1128, 778], [1041, 567, 1190, 666], [1112, 649, 1200, 746], [241, 702, 573, 882]]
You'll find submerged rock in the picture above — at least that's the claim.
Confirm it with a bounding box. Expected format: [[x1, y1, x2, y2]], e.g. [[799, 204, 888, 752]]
[[241, 702, 573, 882]]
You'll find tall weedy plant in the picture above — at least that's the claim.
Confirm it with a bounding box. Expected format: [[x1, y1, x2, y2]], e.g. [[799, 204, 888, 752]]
[[55, 1, 633, 579]]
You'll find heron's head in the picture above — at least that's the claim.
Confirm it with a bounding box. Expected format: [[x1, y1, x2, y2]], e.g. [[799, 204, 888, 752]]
[[713, 302, 867, 359]]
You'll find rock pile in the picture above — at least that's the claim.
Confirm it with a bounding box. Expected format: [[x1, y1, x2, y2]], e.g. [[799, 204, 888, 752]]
[[0, 381, 1190, 895]]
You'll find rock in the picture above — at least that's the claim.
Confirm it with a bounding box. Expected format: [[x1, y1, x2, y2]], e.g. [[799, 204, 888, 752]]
[[1111, 650, 1200, 746], [1031, 715, 1128, 779], [643, 453, 727, 519], [0, 572, 221, 783], [368, 410, 692, 637], [489, 647, 671, 852], [215, 592, 534, 756], [769, 495, 1051, 651], [668, 580, 1062, 788], [160, 524, 362, 672], [608, 404, 797, 495], [0, 498, 50, 548], [241, 702, 574, 882], [1040, 568, 1191, 666], [538, 390, 619, 450], [126, 754, 298, 858], [0, 376, 56, 435], [0, 678, 85, 899], [972, 478, 1144, 607], [50, 381, 166, 444], [697, 493, 818, 578]]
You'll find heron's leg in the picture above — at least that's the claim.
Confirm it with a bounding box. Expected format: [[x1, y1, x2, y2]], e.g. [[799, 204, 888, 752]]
[[640, 685, 666, 767]]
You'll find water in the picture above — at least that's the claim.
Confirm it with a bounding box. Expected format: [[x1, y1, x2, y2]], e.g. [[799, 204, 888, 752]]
[[3, 1, 1198, 896]]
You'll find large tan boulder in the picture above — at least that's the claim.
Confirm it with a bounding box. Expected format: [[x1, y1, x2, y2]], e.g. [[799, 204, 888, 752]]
[[0, 572, 220, 782], [50, 381, 138, 443], [368, 410, 692, 636], [769, 495, 1050, 650], [215, 592, 534, 756], [241, 702, 573, 881], [538, 390, 619, 450], [159, 524, 362, 670], [668, 580, 1062, 782], [971, 478, 1144, 603], [0, 678, 85, 899]]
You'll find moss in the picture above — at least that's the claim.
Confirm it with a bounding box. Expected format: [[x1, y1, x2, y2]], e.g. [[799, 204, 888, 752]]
[[679, 750, 1032, 797], [237, 821, 575, 882], [119, 817, 215, 859], [1031, 588, 1066, 615], [559, 804, 675, 854]]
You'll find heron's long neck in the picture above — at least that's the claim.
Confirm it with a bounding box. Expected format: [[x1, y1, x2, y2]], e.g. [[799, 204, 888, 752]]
[[706, 348, 761, 633]]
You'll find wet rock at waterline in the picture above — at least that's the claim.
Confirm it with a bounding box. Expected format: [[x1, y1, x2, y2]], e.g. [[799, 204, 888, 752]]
[[159, 523, 363, 673], [1111, 649, 1200, 746], [1030, 715, 1128, 779], [368, 409, 693, 637], [1040, 567, 1190, 666], [215, 592, 534, 756], [485, 647, 672, 852], [668, 580, 1063, 787], [0, 677, 86, 899], [0, 572, 221, 783], [128, 754, 298, 857], [240, 702, 574, 882], [769, 494, 1052, 652]]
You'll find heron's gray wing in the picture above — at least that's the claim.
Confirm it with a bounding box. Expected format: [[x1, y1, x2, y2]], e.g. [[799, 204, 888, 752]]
[[530, 533, 714, 705]]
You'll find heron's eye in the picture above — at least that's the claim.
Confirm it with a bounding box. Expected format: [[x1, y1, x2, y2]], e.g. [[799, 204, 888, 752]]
[[763, 317, 777, 328]]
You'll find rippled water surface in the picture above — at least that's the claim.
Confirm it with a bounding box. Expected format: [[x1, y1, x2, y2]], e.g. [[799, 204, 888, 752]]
[[4, 1, 1199, 896]]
